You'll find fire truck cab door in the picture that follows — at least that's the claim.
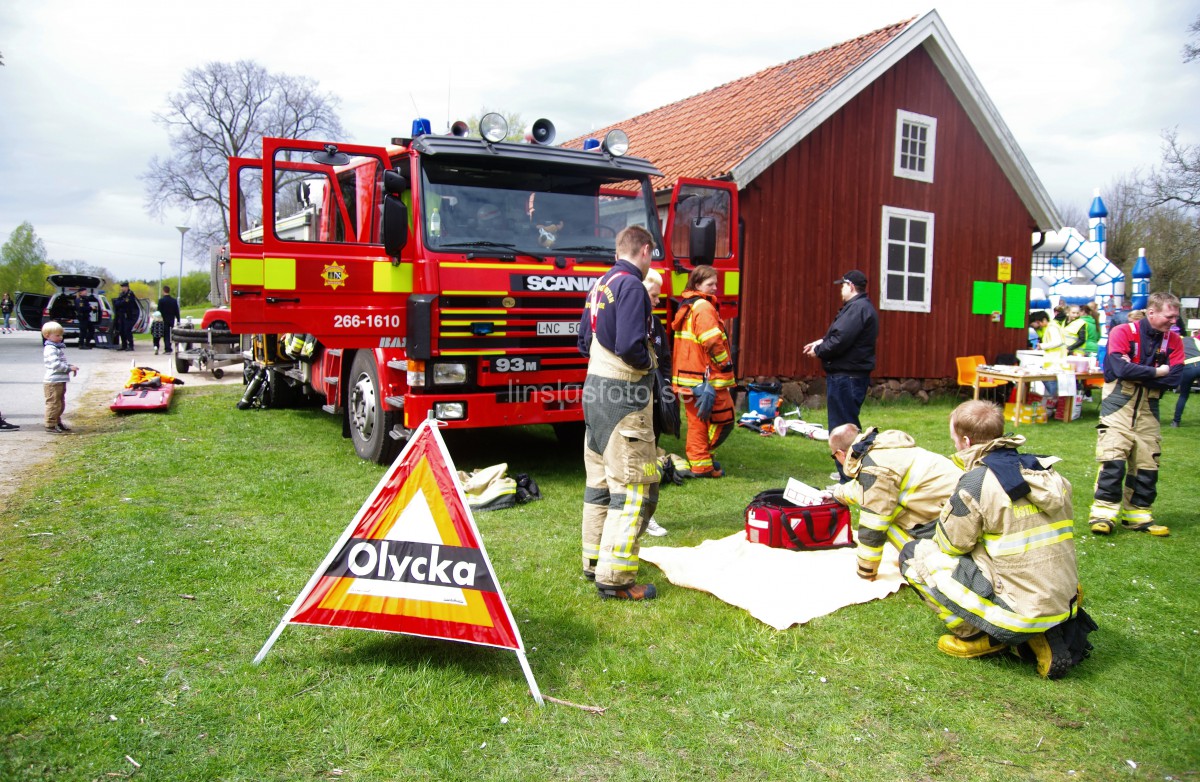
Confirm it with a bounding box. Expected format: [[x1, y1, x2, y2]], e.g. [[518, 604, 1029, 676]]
[[662, 178, 739, 314], [227, 155, 267, 331], [253, 137, 406, 344]]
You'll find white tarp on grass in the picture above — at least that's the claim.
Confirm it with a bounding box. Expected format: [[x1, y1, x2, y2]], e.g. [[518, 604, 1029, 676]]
[[641, 533, 905, 630]]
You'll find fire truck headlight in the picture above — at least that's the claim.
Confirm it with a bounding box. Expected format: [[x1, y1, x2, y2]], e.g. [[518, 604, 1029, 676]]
[[480, 113, 509, 144], [602, 129, 630, 157], [434, 402, 466, 420], [432, 362, 468, 385]]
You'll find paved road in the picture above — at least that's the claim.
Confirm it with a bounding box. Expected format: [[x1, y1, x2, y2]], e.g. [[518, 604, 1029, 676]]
[[0, 329, 240, 504]]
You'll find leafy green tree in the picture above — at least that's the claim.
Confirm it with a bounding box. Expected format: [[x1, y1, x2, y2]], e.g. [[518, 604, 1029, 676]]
[[0, 222, 54, 296]]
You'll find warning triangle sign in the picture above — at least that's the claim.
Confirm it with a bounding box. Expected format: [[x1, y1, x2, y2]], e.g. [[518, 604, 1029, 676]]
[[259, 419, 525, 653]]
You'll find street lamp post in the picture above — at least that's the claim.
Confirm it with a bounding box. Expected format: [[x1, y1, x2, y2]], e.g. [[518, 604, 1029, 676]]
[[158, 261, 165, 299], [175, 225, 190, 305]]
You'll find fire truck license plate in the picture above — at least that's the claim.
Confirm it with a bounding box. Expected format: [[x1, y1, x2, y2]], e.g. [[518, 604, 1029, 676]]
[[537, 321, 580, 336]]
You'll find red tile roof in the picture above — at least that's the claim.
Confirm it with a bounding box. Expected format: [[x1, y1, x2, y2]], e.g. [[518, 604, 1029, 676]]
[[569, 18, 916, 190]]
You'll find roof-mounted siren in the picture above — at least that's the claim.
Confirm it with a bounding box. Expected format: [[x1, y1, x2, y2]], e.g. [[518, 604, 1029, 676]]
[[449, 120, 470, 137], [412, 118, 432, 138], [526, 118, 556, 146]]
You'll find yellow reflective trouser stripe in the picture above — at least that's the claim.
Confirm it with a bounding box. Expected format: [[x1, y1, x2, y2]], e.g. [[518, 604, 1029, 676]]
[[856, 541, 885, 563], [673, 376, 701, 387], [601, 483, 646, 572], [710, 377, 735, 388], [934, 524, 969, 557], [583, 543, 600, 559], [1119, 506, 1153, 523], [886, 525, 916, 551], [859, 511, 890, 532], [930, 569, 1073, 634], [690, 456, 713, 470], [907, 578, 963, 628], [981, 520, 1074, 557]]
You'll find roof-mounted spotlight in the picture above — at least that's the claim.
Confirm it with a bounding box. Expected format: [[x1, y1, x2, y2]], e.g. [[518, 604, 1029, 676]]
[[480, 112, 509, 144], [602, 129, 629, 157]]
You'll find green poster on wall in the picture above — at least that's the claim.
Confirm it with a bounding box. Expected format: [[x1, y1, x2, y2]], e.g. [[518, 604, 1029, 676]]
[[1004, 284, 1028, 328], [972, 281, 1004, 315]]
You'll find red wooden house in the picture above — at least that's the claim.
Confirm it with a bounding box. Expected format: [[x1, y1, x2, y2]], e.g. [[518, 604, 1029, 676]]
[[574, 11, 1059, 383]]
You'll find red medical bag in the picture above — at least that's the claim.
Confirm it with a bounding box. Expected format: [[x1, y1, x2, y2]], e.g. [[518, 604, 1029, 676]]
[[744, 489, 853, 550]]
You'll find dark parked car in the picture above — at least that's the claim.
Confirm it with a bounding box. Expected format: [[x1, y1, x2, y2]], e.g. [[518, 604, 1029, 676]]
[[15, 274, 148, 345]]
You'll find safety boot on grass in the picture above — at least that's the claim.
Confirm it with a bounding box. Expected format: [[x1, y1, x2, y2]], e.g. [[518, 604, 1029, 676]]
[[597, 583, 657, 601], [1024, 625, 1072, 679], [937, 632, 1006, 659], [1088, 518, 1114, 535], [1122, 520, 1170, 537]]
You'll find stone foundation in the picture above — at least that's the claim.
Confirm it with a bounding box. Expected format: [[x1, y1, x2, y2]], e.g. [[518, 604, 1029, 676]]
[[746, 376, 959, 410]]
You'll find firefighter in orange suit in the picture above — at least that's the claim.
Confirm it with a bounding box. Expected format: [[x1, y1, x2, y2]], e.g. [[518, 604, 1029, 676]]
[[671, 265, 735, 478], [827, 424, 961, 580], [575, 225, 661, 601]]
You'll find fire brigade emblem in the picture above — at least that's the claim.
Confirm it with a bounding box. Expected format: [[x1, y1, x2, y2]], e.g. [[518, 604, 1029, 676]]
[[321, 262, 349, 290]]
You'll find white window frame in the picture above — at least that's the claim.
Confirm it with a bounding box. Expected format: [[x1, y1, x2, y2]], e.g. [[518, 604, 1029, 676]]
[[893, 110, 936, 183], [879, 206, 934, 313]]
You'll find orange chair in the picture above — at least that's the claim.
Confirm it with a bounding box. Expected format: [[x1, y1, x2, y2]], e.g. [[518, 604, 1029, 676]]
[[956, 355, 1007, 401]]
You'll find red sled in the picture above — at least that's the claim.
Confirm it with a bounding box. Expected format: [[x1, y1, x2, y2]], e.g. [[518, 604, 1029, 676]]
[[110, 383, 175, 413], [744, 489, 853, 550]]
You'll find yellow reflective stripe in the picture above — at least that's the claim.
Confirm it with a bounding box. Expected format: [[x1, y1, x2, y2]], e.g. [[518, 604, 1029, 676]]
[[859, 511, 890, 532], [934, 524, 968, 557], [673, 376, 701, 388], [886, 525, 916, 550], [672, 272, 688, 297], [443, 309, 508, 314], [441, 331, 508, 337], [442, 262, 545, 271], [373, 261, 413, 293], [712, 349, 730, 364], [443, 320, 510, 326], [892, 466, 917, 521], [607, 484, 646, 564], [698, 326, 723, 343], [440, 349, 504, 356], [582, 543, 600, 558], [231, 256, 263, 286], [710, 378, 735, 389], [725, 271, 739, 296], [856, 542, 885, 562], [443, 290, 507, 295], [931, 572, 1072, 634], [689, 456, 713, 470], [263, 257, 296, 290], [1119, 507, 1153, 523], [981, 520, 1074, 557]]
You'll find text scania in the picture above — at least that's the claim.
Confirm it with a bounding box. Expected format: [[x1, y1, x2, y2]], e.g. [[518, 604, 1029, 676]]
[[328, 539, 497, 592], [521, 275, 595, 292]]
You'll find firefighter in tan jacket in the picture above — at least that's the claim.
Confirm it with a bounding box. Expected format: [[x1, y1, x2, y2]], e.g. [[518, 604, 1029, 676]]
[[900, 401, 1096, 679], [827, 425, 961, 580]]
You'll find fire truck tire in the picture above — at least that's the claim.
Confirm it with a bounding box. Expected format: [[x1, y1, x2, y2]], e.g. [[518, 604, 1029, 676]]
[[348, 351, 400, 464], [264, 368, 300, 409]]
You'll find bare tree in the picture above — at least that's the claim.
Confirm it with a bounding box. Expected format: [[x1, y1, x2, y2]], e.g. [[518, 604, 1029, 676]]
[[1101, 174, 1148, 268], [142, 61, 344, 255], [1184, 13, 1200, 63], [1056, 200, 1088, 235], [1145, 128, 1200, 210]]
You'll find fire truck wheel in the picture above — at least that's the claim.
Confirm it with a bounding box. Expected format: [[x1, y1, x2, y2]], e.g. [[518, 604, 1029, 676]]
[[348, 351, 400, 464], [264, 368, 300, 408]]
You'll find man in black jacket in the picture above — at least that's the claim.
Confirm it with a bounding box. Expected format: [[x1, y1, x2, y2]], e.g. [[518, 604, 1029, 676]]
[[804, 270, 879, 479], [113, 282, 140, 351], [157, 285, 181, 353], [575, 225, 660, 601]]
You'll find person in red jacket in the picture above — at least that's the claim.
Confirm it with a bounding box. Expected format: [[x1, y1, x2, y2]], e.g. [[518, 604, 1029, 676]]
[[671, 265, 735, 478]]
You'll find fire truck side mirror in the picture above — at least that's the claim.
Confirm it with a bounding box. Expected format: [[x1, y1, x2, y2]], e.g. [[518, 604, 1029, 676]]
[[382, 169, 410, 259], [689, 217, 717, 265]]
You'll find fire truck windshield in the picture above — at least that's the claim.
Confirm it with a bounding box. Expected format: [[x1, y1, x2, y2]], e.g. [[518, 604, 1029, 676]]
[[420, 158, 658, 259]]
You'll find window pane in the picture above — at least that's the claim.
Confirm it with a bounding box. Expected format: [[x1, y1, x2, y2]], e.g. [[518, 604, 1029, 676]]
[[909, 220, 927, 244], [888, 243, 906, 270], [889, 216, 906, 240], [909, 246, 925, 273], [670, 184, 732, 259], [887, 274, 904, 300], [908, 276, 925, 302]]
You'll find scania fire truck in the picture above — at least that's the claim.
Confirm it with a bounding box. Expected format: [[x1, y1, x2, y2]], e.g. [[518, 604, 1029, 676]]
[[225, 114, 738, 463]]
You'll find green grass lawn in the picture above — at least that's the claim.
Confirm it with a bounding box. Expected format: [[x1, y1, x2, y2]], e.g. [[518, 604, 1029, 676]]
[[2, 387, 1197, 781]]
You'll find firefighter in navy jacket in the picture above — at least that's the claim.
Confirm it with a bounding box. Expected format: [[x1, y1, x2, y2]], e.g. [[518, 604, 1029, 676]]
[[1088, 292, 1184, 537], [575, 225, 660, 600]]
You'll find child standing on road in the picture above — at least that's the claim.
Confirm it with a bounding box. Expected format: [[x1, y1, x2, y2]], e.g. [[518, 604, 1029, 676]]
[[150, 310, 165, 355], [42, 321, 78, 434]]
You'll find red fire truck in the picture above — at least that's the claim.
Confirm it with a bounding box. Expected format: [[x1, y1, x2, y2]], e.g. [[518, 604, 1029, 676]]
[[225, 114, 739, 463]]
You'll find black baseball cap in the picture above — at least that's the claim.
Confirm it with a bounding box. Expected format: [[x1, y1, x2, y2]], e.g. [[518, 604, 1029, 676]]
[[834, 270, 868, 288]]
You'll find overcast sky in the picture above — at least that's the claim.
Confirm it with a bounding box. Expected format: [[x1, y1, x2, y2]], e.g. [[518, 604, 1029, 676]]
[[1, 0, 1197, 283]]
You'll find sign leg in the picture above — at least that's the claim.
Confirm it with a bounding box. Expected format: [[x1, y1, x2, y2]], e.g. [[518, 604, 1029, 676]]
[[516, 650, 544, 706]]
